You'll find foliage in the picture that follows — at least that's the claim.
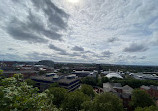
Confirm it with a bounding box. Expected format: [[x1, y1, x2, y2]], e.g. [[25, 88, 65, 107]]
[[0, 70, 4, 80], [80, 84, 95, 98], [47, 87, 67, 108], [25, 79, 36, 86], [97, 77, 109, 87], [81, 77, 97, 86], [39, 70, 46, 75], [0, 74, 58, 111], [130, 89, 155, 109], [62, 91, 90, 111], [49, 82, 60, 88], [113, 78, 158, 88], [82, 92, 123, 111], [0, 70, 3, 75], [81, 76, 110, 87], [135, 106, 158, 111], [101, 77, 109, 83]]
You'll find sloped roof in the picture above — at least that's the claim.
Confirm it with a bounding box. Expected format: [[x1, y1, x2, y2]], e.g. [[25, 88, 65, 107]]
[[122, 85, 133, 94], [103, 83, 116, 92], [140, 85, 150, 90]]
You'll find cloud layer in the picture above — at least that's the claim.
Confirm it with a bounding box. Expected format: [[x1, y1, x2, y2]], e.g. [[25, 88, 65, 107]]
[[0, 0, 158, 65]]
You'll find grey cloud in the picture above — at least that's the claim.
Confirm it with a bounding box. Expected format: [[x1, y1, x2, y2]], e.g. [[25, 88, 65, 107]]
[[26, 52, 56, 61], [27, 11, 62, 41], [102, 51, 113, 58], [58, 51, 70, 56], [48, 44, 71, 56], [49, 44, 84, 57], [127, 55, 137, 59], [150, 32, 158, 45], [32, 0, 69, 30], [49, 44, 65, 52], [107, 37, 119, 43], [139, 56, 146, 59], [0, 53, 22, 61], [7, 0, 68, 43], [8, 48, 15, 51], [70, 52, 81, 57], [72, 46, 84, 51], [81, 55, 88, 59], [123, 43, 148, 52], [7, 18, 48, 43]]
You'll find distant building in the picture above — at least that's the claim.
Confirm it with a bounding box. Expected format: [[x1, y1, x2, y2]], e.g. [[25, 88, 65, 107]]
[[36, 60, 54, 68], [105, 73, 123, 79], [31, 73, 80, 92], [103, 82, 133, 111], [96, 64, 101, 74], [2, 70, 38, 79], [140, 85, 158, 99], [129, 73, 158, 80], [72, 71, 91, 77], [87, 71, 97, 78]]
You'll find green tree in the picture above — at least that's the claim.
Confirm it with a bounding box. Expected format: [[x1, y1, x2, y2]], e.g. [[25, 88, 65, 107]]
[[0, 70, 3, 75], [49, 82, 59, 88], [80, 84, 95, 98], [0, 74, 58, 111], [135, 106, 158, 111], [101, 77, 109, 83], [82, 92, 123, 111], [47, 87, 67, 108], [0, 69, 4, 81], [62, 91, 90, 111], [130, 89, 155, 109], [25, 79, 36, 86], [39, 70, 46, 75], [81, 77, 97, 86]]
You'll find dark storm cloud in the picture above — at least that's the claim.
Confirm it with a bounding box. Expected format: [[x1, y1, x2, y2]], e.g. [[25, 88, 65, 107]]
[[72, 46, 84, 51], [102, 51, 113, 58], [7, 0, 68, 43], [107, 37, 119, 43], [123, 43, 148, 52]]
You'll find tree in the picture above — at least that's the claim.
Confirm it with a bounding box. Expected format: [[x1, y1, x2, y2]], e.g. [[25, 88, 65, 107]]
[[0, 70, 3, 75], [0, 70, 4, 80], [82, 92, 123, 111], [80, 84, 95, 98], [49, 82, 59, 88], [0, 74, 58, 111], [81, 77, 97, 86], [39, 70, 46, 75], [101, 77, 109, 83], [47, 87, 67, 108], [62, 91, 90, 111], [130, 89, 155, 109], [135, 106, 158, 111], [25, 79, 36, 86]]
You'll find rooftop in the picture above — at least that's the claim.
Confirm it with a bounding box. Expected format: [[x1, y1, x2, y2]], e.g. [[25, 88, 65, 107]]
[[31, 74, 79, 84], [106, 73, 123, 79]]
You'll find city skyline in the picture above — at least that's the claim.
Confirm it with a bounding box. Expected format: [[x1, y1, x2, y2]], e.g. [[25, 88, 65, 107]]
[[0, 0, 158, 65]]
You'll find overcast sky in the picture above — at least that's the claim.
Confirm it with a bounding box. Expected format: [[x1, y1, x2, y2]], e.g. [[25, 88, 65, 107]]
[[0, 0, 158, 65]]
